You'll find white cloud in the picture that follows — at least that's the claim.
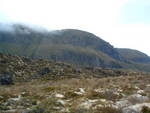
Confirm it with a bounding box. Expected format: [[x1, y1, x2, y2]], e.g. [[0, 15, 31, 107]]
[[0, 0, 128, 28], [0, 0, 150, 55], [99, 24, 150, 55]]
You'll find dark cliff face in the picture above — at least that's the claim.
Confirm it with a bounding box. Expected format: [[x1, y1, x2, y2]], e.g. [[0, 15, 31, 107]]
[[44, 29, 122, 61], [0, 24, 150, 71]]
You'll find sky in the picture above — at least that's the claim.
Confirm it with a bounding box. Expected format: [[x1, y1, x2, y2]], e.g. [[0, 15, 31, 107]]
[[0, 0, 150, 55]]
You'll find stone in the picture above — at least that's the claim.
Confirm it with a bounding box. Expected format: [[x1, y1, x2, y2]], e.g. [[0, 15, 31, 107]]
[[74, 91, 83, 95], [22, 108, 45, 113], [55, 94, 65, 98], [146, 84, 150, 87], [57, 100, 66, 105], [39, 67, 51, 75], [0, 73, 14, 85], [137, 90, 145, 94], [99, 99, 107, 103], [80, 100, 93, 109], [79, 88, 85, 93], [115, 100, 132, 108], [123, 103, 150, 113], [127, 94, 149, 104], [74, 88, 85, 95]]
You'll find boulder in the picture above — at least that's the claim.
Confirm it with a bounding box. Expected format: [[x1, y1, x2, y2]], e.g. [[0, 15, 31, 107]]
[[22, 108, 45, 113], [115, 100, 132, 108], [122, 103, 150, 113], [0, 73, 14, 85], [127, 94, 149, 104], [38, 67, 51, 75]]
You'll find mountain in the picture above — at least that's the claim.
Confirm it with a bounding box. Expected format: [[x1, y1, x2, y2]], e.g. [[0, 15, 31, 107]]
[[117, 48, 150, 72], [117, 48, 150, 63], [0, 24, 150, 72]]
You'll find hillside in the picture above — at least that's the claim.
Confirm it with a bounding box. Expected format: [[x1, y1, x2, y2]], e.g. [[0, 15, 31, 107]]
[[0, 53, 150, 113], [0, 52, 134, 84], [117, 48, 150, 63], [0, 24, 150, 71]]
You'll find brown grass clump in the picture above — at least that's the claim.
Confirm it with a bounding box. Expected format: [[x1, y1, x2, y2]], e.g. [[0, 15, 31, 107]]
[[86, 90, 122, 101], [95, 106, 122, 113], [141, 106, 150, 113]]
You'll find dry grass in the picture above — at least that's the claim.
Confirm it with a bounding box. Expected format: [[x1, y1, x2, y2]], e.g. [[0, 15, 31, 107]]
[[0, 75, 149, 98], [0, 74, 150, 113]]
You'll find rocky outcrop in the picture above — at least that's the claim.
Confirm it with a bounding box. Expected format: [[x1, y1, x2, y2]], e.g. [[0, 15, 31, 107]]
[[0, 53, 141, 83], [0, 73, 13, 85]]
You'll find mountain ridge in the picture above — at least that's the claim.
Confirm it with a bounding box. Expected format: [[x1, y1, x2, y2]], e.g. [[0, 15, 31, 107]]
[[0, 23, 150, 72]]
